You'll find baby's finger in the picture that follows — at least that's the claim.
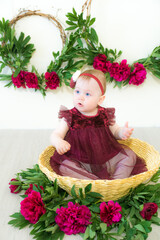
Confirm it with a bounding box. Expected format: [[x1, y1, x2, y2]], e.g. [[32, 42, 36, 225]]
[[126, 128, 133, 134], [57, 149, 63, 155], [64, 146, 70, 152], [62, 144, 71, 153], [127, 130, 132, 136], [129, 128, 134, 133], [67, 143, 71, 150], [122, 136, 127, 140], [123, 132, 131, 139], [124, 122, 129, 128]]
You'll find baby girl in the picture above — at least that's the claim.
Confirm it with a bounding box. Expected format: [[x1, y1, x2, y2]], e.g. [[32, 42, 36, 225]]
[[50, 69, 147, 180]]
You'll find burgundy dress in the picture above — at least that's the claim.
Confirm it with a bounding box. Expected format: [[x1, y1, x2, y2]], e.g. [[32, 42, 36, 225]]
[[50, 106, 147, 180]]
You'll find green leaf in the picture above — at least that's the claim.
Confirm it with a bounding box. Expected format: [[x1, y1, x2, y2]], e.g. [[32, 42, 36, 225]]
[[22, 35, 31, 47], [89, 203, 100, 213], [61, 40, 68, 56], [66, 21, 77, 26], [66, 13, 78, 21], [9, 180, 21, 185], [8, 212, 30, 229], [72, 8, 77, 16], [32, 184, 40, 192], [114, 80, 123, 88], [126, 226, 137, 240], [0, 62, 6, 72], [71, 185, 77, 198], [150, 70, 160, 79], [18, 32, 25, 43], [150, 168, 160, 182], [77, 38, 83, 47], [151, 216, 160, 225], [87, 191, 103, 198], [129, 206, 136, 218], [0, 74, 12, 80], [65, 26, 77, 31], [66, 15, 78, 22], [89, 18, 96, 26], [85, 183, 92, 194], [24, 43, 35, 52], [89, 225, 96, 238], [78, 188, 84, 199], [135, 224, 146, 233], [118, 50, 122, 57], [45, 224, 59, 233], [13, 185, 21, 193], [118, 223, 125, 235], [52, 51, 60, 59], [134, 233, 145, 240], [57, 231, 65, 240], [100, 222, 107, 233], [13, 67, 21, 77], [90, 28, 98, 44], [141, 221, 152, 234], [83, 225, 90, 240], [151, 53, 160, 58], [4, 81, 13, 87]]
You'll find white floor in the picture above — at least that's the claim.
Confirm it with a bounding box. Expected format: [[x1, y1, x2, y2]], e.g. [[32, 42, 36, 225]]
[[0, 128, 160, 240]]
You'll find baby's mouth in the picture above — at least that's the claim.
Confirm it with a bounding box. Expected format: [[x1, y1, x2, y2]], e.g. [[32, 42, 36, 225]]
[[78, 102, 83, 107]]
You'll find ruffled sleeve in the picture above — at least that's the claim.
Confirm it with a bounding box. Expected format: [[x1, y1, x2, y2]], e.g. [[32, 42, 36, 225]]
[[58, 105, 72, 127], [104, 108, 116, 126]]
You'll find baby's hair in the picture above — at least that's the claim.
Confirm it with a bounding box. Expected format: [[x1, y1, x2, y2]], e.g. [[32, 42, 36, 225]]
[[79, 69, 106, 94]]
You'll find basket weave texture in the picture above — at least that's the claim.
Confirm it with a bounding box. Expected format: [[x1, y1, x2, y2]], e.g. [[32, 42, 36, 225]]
[[39, 138, 160, 201]]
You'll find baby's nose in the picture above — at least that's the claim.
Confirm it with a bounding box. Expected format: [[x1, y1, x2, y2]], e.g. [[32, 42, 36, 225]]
[[78, 94, 85, 100]]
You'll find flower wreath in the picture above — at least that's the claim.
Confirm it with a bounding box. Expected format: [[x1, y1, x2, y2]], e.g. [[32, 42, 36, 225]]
[[8, 164, 160, 240], [0, 6, 160, 96]]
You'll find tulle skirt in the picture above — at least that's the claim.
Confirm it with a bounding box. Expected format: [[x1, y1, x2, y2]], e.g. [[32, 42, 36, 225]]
[[50, 142, 147, 180]]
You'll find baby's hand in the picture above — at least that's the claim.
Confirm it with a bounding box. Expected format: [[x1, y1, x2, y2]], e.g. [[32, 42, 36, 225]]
[[55, 139, 71, 155], [119, 122, 134, 140]]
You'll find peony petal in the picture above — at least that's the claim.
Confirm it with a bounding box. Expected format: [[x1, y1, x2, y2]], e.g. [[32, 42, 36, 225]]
[[112, 212, 122, 222], [100, 202, 107, 211]]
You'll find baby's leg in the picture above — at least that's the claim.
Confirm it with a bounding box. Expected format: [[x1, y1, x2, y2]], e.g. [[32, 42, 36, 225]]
[[59, 159, 99, 180], [110, 148, 137, 179]]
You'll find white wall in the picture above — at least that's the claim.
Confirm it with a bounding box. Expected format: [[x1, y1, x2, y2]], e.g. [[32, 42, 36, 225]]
[[0, 0, 160, 129]]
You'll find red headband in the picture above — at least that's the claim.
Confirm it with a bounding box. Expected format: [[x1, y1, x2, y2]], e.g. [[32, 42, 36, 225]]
[[80, 73, 104, 95]]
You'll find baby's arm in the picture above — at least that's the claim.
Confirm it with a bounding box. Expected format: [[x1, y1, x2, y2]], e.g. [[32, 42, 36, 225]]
[[50, 118, 71, 155], [109, 122, 134, 140]]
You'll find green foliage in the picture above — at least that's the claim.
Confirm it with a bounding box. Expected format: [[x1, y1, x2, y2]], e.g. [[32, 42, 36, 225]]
[[136, 45, 160, 79], [0, 9, 160, 94], [48, 8, 123, 89], [8, 212, 31, 229], [8, 164, 160, 240], [0, 9, 124, 95], [0, 18, 35, 73]]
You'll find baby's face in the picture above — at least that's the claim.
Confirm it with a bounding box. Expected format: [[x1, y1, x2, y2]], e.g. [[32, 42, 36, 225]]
[[73, 77, 102, 116]]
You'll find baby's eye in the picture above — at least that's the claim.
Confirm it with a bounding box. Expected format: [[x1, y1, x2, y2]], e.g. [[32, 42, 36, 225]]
[[86, 92, 90, 96], [76, 90, 80, 94]]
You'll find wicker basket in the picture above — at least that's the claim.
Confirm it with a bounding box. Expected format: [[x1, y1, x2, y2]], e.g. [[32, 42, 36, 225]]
[[39, 138, 160, 201]]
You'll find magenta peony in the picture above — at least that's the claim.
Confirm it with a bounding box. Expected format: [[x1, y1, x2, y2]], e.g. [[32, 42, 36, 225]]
[[11, 70, 26, 88], [109, 59, 130, 82], [45, 71, 60, 90], [93, 54, 111, 73], [140, 203, 158, 220], [9, 178, 21, 194], [25, 184, 44, 195], [100, 201, 122, 226], [25, 72, 39, 89], [20, 190, 46, 224], [129, 62, 147, 86], [55, 202, 92, 235]]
